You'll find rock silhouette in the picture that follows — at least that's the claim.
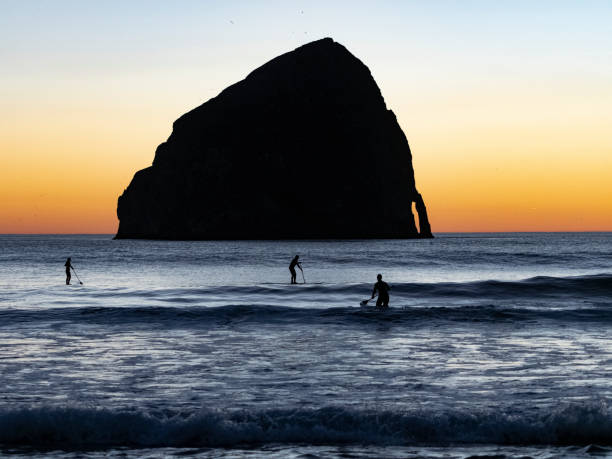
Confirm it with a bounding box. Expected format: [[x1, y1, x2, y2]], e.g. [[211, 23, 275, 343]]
[[115, 38, 433, 239]]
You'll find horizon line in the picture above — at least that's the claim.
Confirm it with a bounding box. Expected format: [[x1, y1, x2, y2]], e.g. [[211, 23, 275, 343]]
[[1, 231, 611, 236]]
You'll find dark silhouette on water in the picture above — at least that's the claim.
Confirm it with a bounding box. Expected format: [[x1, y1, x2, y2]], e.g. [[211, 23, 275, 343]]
[[64, 257, 83, 285], [64, 257, 72, 285], [115, 37, 433, 240], [371, 273, 390, 308], [289, 255, 303, 284]]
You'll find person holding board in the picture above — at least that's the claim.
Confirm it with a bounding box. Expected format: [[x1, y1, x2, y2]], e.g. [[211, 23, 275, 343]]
[[371, 273, 390, 308], [289, 255, 303, 284]]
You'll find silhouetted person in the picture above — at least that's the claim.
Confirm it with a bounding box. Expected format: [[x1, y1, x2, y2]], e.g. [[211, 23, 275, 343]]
[[65, 257, 73, 285], [371, 273, 390, 308], [289, 255, 302, 284]]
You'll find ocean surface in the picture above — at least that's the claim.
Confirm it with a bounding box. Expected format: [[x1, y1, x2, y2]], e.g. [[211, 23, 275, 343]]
[[1, 233, 612, 458]]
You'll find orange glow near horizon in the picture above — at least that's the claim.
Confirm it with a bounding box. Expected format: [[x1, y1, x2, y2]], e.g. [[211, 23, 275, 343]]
[[1, 3, 611, 234], [2, 75, 611, 234]]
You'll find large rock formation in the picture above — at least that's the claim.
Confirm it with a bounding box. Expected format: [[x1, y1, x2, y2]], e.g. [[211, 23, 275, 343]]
[[115, 38, 433, 239]]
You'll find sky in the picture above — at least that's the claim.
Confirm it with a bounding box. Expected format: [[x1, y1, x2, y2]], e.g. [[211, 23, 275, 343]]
[[1, 0, 611, 233]]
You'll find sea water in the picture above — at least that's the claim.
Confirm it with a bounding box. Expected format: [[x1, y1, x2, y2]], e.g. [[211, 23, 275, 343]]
[[1, 233, 611, 458]]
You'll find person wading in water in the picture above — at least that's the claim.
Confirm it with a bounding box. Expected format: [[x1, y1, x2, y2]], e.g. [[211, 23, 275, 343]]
[[289, 255, 303, 284], [371, 273, 391, 308]]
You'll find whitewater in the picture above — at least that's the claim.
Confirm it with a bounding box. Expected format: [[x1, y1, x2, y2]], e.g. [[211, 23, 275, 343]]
[[1, 233, 611, 458]]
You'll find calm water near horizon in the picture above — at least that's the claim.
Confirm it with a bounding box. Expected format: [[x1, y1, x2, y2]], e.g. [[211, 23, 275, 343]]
[[1, 232, 612, 458]]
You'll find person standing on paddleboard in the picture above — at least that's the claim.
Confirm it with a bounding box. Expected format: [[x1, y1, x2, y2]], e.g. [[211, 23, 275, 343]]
[[371, 273, 390, 308], [289, 255, 302, 284], [65, 257, 73, 285]]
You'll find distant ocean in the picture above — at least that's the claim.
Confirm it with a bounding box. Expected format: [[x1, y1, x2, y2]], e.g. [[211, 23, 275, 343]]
[[1, 233, 611, 458]]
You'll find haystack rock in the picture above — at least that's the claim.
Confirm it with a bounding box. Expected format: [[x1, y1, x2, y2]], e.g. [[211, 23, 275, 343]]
[[115, 38, 433, 239]]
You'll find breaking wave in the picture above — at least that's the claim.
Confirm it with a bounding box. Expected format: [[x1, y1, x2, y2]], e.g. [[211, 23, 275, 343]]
[[2, 403, 612, 448]]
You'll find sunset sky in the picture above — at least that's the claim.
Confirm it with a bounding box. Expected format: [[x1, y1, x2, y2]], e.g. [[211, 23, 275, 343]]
[[1, 0, 611, 233]]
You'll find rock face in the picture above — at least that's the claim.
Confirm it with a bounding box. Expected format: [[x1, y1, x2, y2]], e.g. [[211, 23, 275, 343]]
[[116, 38, 433, 239]]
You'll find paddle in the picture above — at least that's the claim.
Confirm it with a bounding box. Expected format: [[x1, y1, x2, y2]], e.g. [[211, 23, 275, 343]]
[[360, 295, 377, 306], [298, 264, 305, 284], [72, 267, 84, 285]]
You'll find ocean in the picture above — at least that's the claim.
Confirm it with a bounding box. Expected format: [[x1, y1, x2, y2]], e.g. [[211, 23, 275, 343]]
[[1, 233, 611, 458]]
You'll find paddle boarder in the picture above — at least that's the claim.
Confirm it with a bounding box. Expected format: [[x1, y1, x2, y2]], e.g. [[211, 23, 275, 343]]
[[64, 257, 73, 285], [371, 273, 390, 308], [289, 255, 303, 284]]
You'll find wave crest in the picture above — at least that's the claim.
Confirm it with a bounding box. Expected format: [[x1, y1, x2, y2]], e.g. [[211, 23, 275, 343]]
[[2, 403, 612, 448]]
